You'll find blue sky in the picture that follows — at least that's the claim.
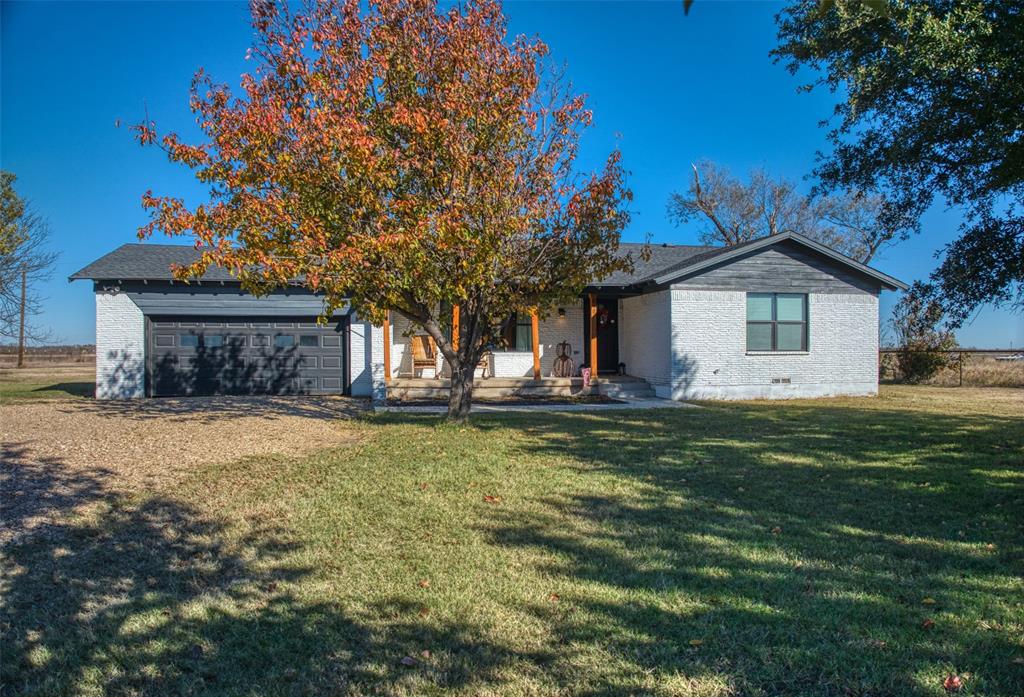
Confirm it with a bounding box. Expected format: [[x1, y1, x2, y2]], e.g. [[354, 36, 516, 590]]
[[2, 0, 1020, 348]]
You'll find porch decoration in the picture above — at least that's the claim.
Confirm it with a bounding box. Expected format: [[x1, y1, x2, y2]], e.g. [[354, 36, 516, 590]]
[[552, 341, 575, 378]]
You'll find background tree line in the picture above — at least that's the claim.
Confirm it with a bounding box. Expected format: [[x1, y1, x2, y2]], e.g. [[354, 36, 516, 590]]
[[1, 171, 58, 367]]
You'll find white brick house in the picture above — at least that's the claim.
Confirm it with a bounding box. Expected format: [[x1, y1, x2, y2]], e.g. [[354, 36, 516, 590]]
[[71, 232, 905, 401]]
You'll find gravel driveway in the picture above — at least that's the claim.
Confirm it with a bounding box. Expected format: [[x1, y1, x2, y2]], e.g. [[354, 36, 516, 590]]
[[1, 394, 369, 545]]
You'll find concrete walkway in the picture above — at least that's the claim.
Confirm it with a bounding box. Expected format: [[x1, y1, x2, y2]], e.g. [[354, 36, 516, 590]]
[[375, 397, 699, 414]]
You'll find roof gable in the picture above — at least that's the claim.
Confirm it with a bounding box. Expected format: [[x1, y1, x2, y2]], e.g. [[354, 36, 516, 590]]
[[650, 232, 907, 291]]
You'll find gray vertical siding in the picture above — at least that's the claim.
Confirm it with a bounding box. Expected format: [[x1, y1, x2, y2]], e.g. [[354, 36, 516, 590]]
[[669, 241, 883, 295]]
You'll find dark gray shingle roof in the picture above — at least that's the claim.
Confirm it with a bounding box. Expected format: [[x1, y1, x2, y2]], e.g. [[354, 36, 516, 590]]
[[70, 233, 906, 291], [70, 244, 237, 282], [596, 242, 719, 285], [70, 241, 721, 286]]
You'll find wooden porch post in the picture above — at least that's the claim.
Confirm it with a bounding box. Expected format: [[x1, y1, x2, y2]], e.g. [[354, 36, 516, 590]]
[[588, 293, 598, 382], [530, 309, 541, 380], [382, 311, 391, 384], [452, 305, 460, 352]]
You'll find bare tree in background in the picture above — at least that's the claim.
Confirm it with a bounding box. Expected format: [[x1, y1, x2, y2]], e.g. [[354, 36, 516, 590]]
[[667, 160, 910, 263], [1, 171, 58, 366]]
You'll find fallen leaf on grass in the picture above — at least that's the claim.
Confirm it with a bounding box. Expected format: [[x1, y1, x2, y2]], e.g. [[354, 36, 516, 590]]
[[420, 650, 431, 659], [483, 494, 502, 504], [770, 526, 782, 534], [688, 639, 704, 647], [418, 579, 430, 588], [548, 593, 560, 602], [922, 597, 937, 605], [922, 618, 935, 629], [942, 674, 963, 691], [419, 482, 429, 491], [418, 606, 430, 617]]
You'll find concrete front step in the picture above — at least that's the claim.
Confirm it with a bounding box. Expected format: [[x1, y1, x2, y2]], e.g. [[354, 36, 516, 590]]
[[600, 384, 657, 399]]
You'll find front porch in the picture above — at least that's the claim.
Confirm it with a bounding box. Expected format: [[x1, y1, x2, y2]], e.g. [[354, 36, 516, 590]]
[[382, 293, 632, 379], [379, 291, 667, 401]]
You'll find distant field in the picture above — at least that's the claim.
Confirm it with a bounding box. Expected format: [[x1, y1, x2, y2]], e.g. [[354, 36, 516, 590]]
[[880, 351, 1023, 388], [0, 347, 94, 369]]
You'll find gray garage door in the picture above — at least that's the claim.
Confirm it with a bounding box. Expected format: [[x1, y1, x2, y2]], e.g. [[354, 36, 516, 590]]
[[147, 316, 348, 397]]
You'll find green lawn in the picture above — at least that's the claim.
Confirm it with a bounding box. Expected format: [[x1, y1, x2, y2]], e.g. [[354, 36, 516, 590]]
[[3, 387, 1022, 695], [0, 367, 93, 402]]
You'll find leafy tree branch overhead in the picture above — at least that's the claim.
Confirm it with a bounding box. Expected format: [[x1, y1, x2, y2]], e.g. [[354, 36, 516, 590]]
[[774, 0, 1024, 325], [131, 0, 637, 420]]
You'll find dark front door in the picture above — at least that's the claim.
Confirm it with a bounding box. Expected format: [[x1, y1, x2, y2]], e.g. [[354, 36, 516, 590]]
[[584, 296, 620, 374]]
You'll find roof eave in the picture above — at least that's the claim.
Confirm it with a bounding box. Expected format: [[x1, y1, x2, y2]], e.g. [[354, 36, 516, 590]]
[[651, 231, 909, 291]]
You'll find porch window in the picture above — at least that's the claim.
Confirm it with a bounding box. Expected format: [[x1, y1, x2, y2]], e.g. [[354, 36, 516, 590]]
[[500, 312, 533, 351], [746, 293, 807, 351]]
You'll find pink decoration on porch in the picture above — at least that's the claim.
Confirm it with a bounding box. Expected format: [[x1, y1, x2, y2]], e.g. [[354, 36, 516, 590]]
[[580, 366, 591, 385]]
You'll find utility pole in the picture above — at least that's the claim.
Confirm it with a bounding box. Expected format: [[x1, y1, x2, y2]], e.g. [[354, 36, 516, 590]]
[[17, 263, 26, 368]]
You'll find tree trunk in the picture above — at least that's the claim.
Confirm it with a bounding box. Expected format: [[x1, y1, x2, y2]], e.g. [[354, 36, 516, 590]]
[[447, 359, 476, 421]]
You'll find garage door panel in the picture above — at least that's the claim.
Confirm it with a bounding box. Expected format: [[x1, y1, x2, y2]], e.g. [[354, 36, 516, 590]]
[[148, 316, 346, 397]]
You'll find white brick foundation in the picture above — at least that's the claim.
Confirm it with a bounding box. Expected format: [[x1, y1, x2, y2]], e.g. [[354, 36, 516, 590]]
[[95, 292, 146, 399]]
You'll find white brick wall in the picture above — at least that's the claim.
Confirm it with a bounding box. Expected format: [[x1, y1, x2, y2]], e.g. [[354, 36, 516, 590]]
[[95, 291, 146, 399], [92, 287, 879, 402], [349, 315, 386, 399], [619, 291, 672, 397], [669, 288, 879, 400]]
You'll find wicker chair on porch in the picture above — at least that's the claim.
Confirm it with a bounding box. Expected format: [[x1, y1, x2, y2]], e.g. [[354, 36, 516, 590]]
[[410, 335, 437, 376]]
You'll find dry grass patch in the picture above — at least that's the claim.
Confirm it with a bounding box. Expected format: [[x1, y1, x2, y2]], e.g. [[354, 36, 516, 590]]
[[1, 381, 369, 545]]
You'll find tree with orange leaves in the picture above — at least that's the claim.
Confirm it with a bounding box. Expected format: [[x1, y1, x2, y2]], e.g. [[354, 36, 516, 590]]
[[133, 0, 635, 420]]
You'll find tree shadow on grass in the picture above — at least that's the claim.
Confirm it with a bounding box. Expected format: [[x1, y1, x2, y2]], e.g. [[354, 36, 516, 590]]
[[1, 440, 329, 695], [460, 403, 1024, 695], [1, 443, 113, 546], [0, 445, 543, 696], [30, 382, 94, 398]]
